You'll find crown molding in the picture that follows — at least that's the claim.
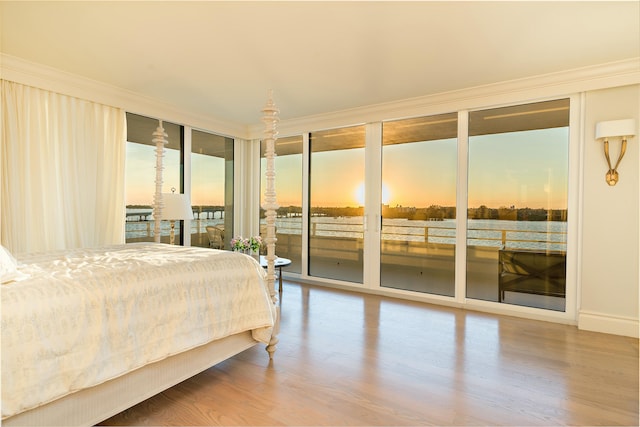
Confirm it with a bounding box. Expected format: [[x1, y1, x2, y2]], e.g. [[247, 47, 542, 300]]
[[0, 53, 249, 139], [249, 58, 640, 139], [2, 53, 637, 141]]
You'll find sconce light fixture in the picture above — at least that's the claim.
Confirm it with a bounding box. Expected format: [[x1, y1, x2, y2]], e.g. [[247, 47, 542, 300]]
[[595, 119, 636, 186]]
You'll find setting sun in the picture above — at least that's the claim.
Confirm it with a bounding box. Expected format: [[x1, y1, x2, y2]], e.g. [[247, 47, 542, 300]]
[[355, 182, 391, 206]]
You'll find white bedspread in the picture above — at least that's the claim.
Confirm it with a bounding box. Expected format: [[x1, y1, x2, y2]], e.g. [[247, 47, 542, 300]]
[[1, 243, 276, 419]]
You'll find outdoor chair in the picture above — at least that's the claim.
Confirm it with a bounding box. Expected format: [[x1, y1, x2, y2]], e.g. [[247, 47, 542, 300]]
[[206, 225, 224, 249]]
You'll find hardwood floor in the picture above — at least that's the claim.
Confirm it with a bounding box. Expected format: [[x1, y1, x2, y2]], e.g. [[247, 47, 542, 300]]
[[101, 280, 639, 426]]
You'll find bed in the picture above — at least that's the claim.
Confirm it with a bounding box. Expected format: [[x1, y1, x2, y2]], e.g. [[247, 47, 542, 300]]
[[1, 243, 278, 426]]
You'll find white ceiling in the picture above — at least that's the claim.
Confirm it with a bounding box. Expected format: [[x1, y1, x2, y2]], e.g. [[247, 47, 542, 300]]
[[1, 1, 639, 128]]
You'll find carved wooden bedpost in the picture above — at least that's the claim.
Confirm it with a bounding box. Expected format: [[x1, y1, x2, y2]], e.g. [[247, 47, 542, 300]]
[[152, 121, 168, 243], [262, 91, 280, 359]]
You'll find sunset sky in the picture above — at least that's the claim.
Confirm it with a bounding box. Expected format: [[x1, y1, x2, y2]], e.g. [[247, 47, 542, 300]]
[[125, 144, 182, 205], [126, 127, 568, 210], [125, 145, 226, 206], [468, 128, 568, 209]]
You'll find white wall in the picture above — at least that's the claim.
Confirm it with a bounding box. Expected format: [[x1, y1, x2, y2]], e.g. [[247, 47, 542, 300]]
[[579, 84, 639, 337]]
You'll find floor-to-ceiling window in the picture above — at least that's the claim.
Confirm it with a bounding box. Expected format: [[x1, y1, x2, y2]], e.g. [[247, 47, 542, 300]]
[[309, 126, 366, 283], [380, 113, 458, 296], [124, 114, 234, 247], [466, 99, 570, 311], [191, 130, 234, 249], [261, 135, 303, 273], [124, 113, 183, 244]]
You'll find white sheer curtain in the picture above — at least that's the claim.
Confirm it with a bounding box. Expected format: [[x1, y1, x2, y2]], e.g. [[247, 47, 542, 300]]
[[1, 80, 126, 254]]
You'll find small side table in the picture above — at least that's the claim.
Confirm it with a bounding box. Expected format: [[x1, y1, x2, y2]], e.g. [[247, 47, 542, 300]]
[[259, 256, 292, 293]]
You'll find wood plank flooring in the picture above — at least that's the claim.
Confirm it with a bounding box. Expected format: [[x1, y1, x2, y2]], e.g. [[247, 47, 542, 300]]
[[101, 280, 639, 426]]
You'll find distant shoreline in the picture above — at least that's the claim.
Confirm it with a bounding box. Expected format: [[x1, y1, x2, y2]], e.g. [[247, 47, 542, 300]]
[[125, 216, 567, 252], [127, 205, 568, 222]]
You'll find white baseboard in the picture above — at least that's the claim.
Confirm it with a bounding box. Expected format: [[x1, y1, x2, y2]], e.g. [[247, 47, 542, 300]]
[[578, 310, 639, 338]]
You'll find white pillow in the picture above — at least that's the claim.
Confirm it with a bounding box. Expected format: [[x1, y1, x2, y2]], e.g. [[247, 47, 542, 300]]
[[1, 245, 26, 284]]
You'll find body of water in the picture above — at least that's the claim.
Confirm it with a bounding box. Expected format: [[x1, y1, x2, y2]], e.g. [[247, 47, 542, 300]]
[[126, 212, 567, 252], [305, 217, 566, 251]]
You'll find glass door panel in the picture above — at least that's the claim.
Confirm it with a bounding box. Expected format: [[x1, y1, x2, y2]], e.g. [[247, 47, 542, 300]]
[[124, 113, 182, 244], [191, 130, 234, 249], [309, 126, 365, 283], [261, 135, 303, 273], [467, 99, 570, 311], [381, 113, 458, 296]]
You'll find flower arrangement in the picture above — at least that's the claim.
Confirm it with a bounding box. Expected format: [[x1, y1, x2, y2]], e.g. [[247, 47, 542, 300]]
[[248, 235, 262, 252], [231, 235, 262, 253], [230, 236, 248, 252]]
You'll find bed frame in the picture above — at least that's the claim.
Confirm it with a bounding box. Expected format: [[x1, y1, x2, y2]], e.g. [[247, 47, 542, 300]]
[[3, 332, 259, 426]]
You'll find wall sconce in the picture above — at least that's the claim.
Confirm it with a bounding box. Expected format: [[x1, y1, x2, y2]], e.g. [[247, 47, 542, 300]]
[[595, 119, 636, 186]]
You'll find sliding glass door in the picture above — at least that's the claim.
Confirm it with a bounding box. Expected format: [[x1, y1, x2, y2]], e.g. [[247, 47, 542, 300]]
[[261, 135, 303, 273], [466, 99, 570, 311], [124, 114, 234, 247], [380, 113, 458, 296], [124, 113, 183, 244], [190, 130, 234, 249], [309, 126, 366, 283]]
